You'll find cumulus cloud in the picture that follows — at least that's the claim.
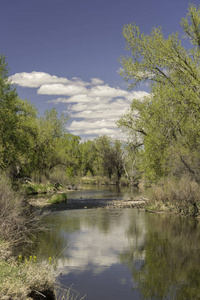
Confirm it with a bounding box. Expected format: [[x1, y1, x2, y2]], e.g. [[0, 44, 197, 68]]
[[71, 109, 127, 120], [49, 94, 100, 104], [38, 84, 88, 96], [70, 119, 117, 130], [9, 71, 70, 88], [68, 119, 127, 140], [69, 100, 128, 113], [89, 85, 128, 98], [9, 71, 149, 140], [9, 72, 105, 89], [90, 78, 104, 85]]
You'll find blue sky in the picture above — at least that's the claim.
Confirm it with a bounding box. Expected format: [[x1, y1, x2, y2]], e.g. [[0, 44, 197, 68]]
[[1, 0, 199, 140]]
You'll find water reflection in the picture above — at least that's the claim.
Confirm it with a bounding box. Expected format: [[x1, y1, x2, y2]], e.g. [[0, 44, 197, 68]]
[[120, 213, 200, 300], [28, 205, 200, 300]]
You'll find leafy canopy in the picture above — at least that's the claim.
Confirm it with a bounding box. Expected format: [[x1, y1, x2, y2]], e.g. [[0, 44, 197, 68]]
[[118, 4, 200, 182]]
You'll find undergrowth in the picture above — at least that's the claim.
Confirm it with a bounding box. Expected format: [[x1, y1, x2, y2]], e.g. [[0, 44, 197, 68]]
[[0, 254, 55, 299], [146, 175, 200, 216], [0, 174, 84, 299], [22, 183, 55, 195], [0, 174, 41, 245], [48, 193, 67, 204]]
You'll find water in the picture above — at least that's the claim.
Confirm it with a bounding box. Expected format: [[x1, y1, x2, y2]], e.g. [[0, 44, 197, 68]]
[[29, 187, 200, 300], [63, 184, 136, 200]]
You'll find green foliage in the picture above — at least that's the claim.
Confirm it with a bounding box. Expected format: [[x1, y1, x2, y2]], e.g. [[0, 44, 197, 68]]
[[79, 140, 97, 176], [0, 56, 135, 187], [48, 193, 67, 204], [0, 55, 38, 178], [28, 109, 70, 180], [93, 136, 124, 184], [22, 183, 54, 195], [0, 55, 73, 181], [118, 4, 200, 183]]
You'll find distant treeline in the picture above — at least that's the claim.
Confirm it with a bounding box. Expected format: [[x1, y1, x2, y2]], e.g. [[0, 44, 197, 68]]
[[0, 55, 138, 186]]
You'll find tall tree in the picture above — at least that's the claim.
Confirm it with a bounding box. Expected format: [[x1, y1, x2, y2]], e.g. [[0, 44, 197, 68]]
[[79, 140, 97, 176], [94, 136, 124, 184], [0, 55, 38, 178], [29, 109, 69, 180], [118, 4, 200, 182]]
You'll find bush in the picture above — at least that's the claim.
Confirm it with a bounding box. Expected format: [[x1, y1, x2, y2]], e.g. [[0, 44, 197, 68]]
[[48, 193, 67, 204], [0, 254, 55, 299], [22, 183, 54, 195], [0, 173, 41, 244], [49, 167, 68, 186], [146, 175, 200, 216]]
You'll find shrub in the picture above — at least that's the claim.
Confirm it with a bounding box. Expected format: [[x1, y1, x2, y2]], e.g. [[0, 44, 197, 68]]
[[49, 167, 68, 186], [48, 193, 68, 204], [146, 175, 200, 216], [22, 183, 55, 195], [0, 255, 55, 299], [0, 173, 41, 244]]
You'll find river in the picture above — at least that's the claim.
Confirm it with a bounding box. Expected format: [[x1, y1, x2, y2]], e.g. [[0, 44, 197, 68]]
[[28, 186, 200, 300]]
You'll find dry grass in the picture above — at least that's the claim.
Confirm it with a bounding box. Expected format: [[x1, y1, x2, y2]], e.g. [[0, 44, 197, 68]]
[[0, 255, 55, 299], [55, 285, 86, 300], [0, 174, 56, 299], [0, 175, 85, 300], [146, 175, 200, 216], [0, 174, 41, 246]]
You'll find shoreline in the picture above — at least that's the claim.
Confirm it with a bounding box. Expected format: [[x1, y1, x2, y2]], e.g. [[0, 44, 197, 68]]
[[29, 196, 148, 212]]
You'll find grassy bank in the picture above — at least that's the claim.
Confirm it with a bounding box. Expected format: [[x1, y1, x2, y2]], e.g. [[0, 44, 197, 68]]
[[0, 245, 55, 299], [0, 174, 56, 299], [22, 182, 56, 195], [145, 175, 200, 217]]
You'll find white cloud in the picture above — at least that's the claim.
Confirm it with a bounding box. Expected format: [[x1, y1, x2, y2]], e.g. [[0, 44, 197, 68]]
[[70, 119, 117, 130], [9, 72, 91, 89], [68, 120, 128, 140], [69, 99, 128, 113], [9, 71, 149, 140], [38, 84, 88, 96], [89, 85, 128, 98], [49, 94, 103, 104], [9, 71, 70, 88], [90, 78, 104, 85], [72, 109, 127, 120]]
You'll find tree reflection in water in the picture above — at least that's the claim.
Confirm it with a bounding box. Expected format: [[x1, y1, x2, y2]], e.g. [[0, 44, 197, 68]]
[[119, 213, 200, 300]]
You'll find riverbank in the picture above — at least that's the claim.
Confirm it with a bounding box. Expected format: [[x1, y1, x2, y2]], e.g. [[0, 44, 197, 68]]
[[144, 176, 200, 217], [0, 175, 57, 300], [28, 195, 148, 212], [0, 241, 55, 300]]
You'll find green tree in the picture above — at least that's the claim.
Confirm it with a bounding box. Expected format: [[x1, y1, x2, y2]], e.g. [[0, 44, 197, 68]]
[[0, 55, 38, 178], [29, 109, 69, 181], [118, 4, 200, 182], [94, 136, 124, 184], [79, 140, 97, 176], [63, 134, 81, 185], [121, 141, 141, 185]]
